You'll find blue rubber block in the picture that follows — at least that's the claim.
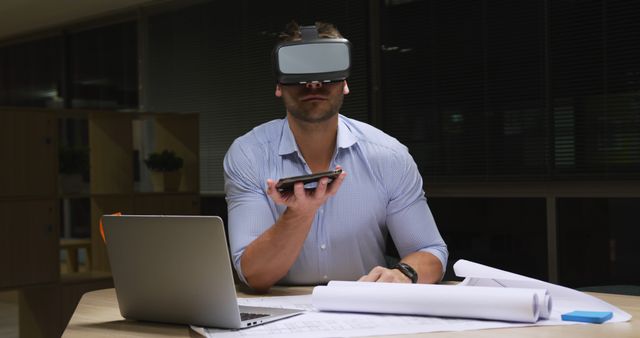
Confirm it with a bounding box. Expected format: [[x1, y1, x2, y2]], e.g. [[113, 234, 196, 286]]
[[561, 311, 613, 324]]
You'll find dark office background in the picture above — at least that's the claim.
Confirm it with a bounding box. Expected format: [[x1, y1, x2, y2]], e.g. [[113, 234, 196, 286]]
[[1, 0, 639, 288]]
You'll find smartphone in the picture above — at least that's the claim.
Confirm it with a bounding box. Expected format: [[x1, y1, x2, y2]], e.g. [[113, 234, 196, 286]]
[[276, 169, 343, 192]]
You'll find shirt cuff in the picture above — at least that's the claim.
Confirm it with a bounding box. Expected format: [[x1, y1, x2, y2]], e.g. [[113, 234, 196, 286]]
[[419, 247, 448, 281], [232, 252, 251, 286]]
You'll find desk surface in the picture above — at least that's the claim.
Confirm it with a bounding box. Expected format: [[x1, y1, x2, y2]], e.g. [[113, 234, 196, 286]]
[[63, 286, 639, 338]]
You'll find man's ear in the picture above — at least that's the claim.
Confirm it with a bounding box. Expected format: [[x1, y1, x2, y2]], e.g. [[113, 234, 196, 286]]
[[275, 84, 282, 97], [343, 81, 350, 95]]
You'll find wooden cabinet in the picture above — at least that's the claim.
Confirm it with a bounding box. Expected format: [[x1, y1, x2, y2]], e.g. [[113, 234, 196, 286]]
[[1, 108, 200, 337], [0, 109, 58, 289], [0, 200, 59, 288], [0, 108, 200, 281], [0, 111, 56, 198]]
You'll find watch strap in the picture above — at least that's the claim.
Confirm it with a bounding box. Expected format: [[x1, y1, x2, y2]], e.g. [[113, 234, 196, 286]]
[[393, 262, 418, 283]]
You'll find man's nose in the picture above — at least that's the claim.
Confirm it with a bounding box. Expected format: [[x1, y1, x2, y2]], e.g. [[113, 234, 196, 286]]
[[305, 81, 323, 89]]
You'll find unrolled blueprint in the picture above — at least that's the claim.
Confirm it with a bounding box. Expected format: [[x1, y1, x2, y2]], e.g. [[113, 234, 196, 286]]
[[192, 259, 631, 338]]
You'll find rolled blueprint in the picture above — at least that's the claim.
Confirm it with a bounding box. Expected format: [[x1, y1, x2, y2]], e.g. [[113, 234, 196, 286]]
[[453, 259, 631, 323], [313, 281, 542, 323], [459, 278, 552, 319], [452, 259, 632, 322]]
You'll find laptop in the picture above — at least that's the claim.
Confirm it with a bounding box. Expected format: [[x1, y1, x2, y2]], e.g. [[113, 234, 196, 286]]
[[102, 215, 303, 329]]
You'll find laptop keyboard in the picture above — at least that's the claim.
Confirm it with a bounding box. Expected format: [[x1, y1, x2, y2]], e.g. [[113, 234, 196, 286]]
[[241, 312, 270, 321]]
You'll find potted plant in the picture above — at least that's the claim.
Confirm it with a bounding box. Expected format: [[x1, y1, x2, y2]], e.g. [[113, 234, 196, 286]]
[[144, 150, 184, 192]]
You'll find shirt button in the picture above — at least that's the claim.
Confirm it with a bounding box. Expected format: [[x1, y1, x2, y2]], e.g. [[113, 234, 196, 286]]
[[320, 244, 326, 250], [319, 209, 324, 213], [323, 275, 328, 280]]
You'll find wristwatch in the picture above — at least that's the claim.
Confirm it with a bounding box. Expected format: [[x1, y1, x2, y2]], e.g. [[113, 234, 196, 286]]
[[393, 262, 418, 283]]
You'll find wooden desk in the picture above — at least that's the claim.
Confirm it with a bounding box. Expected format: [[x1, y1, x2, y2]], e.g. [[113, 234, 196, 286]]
[[63, 286, 639, 337]]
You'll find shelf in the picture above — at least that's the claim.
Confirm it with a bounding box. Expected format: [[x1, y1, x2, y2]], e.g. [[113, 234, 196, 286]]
[[87, 112, 200, 272], [1, 108, 201, 288], [60, 238, 92, 273], [60, 271, 112, 285], [58, 193, 92, 199]]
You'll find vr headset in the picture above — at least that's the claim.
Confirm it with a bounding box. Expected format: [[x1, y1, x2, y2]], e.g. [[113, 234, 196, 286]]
[[272, 25, 351, 85]]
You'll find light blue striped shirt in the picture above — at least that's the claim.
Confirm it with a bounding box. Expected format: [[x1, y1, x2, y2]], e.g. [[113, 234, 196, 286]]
[[223, 114, 448, 285]]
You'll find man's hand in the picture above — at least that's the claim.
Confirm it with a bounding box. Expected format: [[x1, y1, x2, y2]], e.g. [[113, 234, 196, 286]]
[[240, 166, 346, 291], [266, 166, 346, 216], [359, 252, 444, 284], [358, 266, 412, 283]]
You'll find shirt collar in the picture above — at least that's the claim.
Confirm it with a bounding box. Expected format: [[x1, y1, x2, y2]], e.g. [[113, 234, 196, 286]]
[[278, 115, 358, 156], [278, 118, 298, 156], [336, 115, 358, 149]]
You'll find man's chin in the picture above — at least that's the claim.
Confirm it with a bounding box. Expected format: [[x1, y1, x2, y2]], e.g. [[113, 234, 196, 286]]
[[288, 108, 338, 123], [296, 112, 337, 123]]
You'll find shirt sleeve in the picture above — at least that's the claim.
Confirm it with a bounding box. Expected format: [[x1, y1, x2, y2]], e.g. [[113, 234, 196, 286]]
[[384, 149, 448, 277], [223, 140, 276, 286]]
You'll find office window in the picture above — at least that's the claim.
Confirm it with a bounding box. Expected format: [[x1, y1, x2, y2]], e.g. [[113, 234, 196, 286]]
[[379, 0, 640, 182], [380, 0, 547, 182], [70, 21, 138, 109], [550, 0, 640, 179], [0, 36, 62, 108]]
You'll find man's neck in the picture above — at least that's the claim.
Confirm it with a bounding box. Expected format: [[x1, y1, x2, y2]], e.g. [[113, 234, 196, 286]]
[[287, 114, 338, 173]]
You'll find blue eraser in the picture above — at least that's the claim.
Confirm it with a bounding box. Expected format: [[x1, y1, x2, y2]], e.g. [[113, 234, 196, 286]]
[[561, 311, 613, 324]]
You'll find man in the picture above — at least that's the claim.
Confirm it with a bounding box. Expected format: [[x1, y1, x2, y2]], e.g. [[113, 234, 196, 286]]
[[224, 21, 447, 292]]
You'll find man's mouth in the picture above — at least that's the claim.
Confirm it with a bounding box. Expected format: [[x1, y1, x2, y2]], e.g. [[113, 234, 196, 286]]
[[301, 95, 328, 102]]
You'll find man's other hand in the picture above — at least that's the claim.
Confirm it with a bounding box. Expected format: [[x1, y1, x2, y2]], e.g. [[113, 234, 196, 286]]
[[358, 266, 411, 283]]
